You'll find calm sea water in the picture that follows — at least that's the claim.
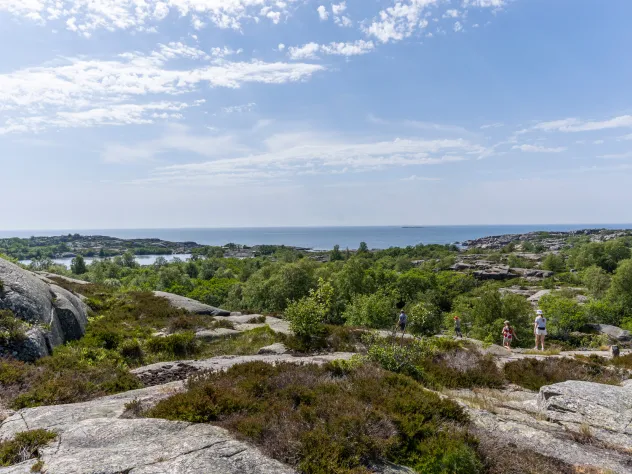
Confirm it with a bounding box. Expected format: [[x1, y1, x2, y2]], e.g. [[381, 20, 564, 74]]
[[3, 224, 632, 251]]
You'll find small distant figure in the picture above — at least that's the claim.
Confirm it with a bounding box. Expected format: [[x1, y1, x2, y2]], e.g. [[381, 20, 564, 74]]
[[397, 310, 408, 336], [534, 309, 547, 351], [502, 320, 518, 350], [454, 315, 463, 338], [611, 345, 620, 358]]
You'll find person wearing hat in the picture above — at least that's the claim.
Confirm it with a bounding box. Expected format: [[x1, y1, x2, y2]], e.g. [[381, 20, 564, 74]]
[[534, 309, 547, 351], [502, 320, 518, 350]]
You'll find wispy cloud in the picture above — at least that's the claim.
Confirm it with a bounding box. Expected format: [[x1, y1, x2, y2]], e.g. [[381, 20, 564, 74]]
[[480, 122, 504, 129], [288, 40, 375, 59], [0, 43, 324, 134], [122, 130, 483, 185], [512, 144, 567, 153], [0, 0, 297, 35], [401, 175, 441, 181], [530, 115, 632, 133]]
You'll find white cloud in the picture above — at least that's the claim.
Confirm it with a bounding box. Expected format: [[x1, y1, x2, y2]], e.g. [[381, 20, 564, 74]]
[[317, 5, 329, 20], [402, 175, 441, 181], [129, 132, 483, 185], [278, 43, 286, 51], [331, 2, 346, 15], [222, 102, 257, 114], [0, 44, 324, 133], [480, 122, 504, 129], [531, 115, 632, 133], [443, 9, 460, 18], [453, 21, 463, 32], [0, 101, 205, 135], [0, 0, 299, 33], [288, 40, 375, 59], [364, 0, 438, 43], [593, 140, 604, 145], [598, 151, 632, 160], [334, 15, 352, 27], [102, 124, 248, 163], [512, 144, 567, 153], [462, 0, 505, 7]]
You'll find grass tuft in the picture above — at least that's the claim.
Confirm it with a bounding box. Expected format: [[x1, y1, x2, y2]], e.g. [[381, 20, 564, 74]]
[[0, 430, 56, 467]]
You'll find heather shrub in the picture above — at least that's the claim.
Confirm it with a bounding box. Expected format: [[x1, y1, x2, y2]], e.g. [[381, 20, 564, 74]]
[[503, 357, 624, 391], [0, 430, 56, 467], [147, 361, 480, 474]]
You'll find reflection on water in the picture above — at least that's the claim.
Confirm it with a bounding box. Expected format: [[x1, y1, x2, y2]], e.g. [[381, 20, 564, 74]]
[[20, 254, 192, 269]]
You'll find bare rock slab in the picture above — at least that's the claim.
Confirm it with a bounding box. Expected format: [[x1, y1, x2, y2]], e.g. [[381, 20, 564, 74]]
[[153, 291, 230, 316]]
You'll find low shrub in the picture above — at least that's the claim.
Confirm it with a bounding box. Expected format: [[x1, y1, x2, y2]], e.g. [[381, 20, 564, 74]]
[[366, 335, 504, 390], [503, 357, 625, 391], [146, 332, 198, 359], [611, 353, 632, 369], [198, 326, 281, 358], [168, 315, 200, 333], [118, 339, 144, 364], [247, 315, 266, 324], [3, 346, 142, 409], [211, 319, 236, 330], [147, 361, 480, 474], [0, 309, 27, 346], [0, 429, 56, 467]]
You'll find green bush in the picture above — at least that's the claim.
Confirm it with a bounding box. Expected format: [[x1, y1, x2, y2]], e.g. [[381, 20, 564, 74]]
[[146, 332, 198, 358], [285, 278, 333, 345], [407, 301, 443, 336], [147, 361, 479, 474], [0, 309, 27, 345], [118, 339, 144, 364], [0, 429, 56, 467], [343, 291, 395, 329], [504, 357, 624, 391], [538, 294, 587, 337], [455, 290, 533, 346]]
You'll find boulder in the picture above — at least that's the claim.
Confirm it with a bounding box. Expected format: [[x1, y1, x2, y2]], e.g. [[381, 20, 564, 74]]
[[0, 258, 88, 361], [258, 343, 288, 355], [153, 291, 230, 316], [527, 289, 551, 305], [195, 328, 241, 341], [585, 323, 631, 342]]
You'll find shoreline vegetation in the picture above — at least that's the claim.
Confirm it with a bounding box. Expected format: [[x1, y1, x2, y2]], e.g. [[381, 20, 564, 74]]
[[2, 227, 632, 472]]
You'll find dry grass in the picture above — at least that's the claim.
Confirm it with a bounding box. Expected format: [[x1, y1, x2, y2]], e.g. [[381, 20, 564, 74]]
[[476, 432, 575, 474], [523, 349, 561, 356]]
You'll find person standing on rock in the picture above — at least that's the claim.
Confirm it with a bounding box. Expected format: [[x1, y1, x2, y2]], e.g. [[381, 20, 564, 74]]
[[534, 309, 547, 351], [397, 310, 408, 337], [502, 321, 518, 350], [453, 315, 463, 338]]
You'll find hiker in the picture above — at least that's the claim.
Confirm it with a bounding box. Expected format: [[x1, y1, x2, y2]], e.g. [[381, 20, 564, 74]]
[[534, 309, 547, 351], [453, 315, 463, 338], [397, 310, 408, 336], [502, 320, 518, 350]]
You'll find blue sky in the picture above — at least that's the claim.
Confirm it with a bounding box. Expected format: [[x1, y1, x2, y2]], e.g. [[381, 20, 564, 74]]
[[1, 0, 632, 229]]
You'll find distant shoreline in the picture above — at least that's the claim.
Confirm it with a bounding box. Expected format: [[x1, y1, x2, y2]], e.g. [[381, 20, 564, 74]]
[[3, 224, 632, 255]]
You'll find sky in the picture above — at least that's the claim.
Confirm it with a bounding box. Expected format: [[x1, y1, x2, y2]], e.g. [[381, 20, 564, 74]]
[[1, 0, 632, 230]]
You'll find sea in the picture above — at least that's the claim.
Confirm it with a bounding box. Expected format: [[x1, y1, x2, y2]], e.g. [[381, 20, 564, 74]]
[[3, 224, 632, 251]]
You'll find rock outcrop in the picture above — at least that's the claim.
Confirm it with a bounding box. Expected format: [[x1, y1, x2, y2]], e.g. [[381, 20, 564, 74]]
[[131, 353, 355, 386], [453, 380, 632, 473], [0, 258, 88, 360], [0, 383, 295, 474], [585, 323, 632, 342], [153, 291, 231, 316]]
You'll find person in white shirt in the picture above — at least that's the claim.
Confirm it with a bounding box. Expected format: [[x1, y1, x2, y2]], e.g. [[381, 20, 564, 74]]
[[534, 309, 547, 351]]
